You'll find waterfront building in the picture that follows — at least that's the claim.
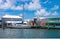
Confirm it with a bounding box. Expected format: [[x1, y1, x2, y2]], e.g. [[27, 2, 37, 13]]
[[2, 15, 23, 28], [33, 17, 60, 26], [46, 18, 60, 26], [40, 17, 60, 26]]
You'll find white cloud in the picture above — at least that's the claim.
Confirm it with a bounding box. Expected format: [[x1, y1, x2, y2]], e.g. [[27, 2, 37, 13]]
[[11, 5, 23, 10], [24, 0, 41, 10], [19, 13, 25, 17], [28, 2, 41, 10], [52, 11, 58, 16], [20, 0, 31, 2], [51, 5, 59, 10], [35, 9, 50, 16], [49, 5, 59, 16], [0, 0, 12, 9], [28, 0, 41, 10], [0, 0, 23, 10], [44, 12, 50, 16], [32, 0, 39, 3], [0, 0, 3, 4], [35, 9, 58, 16], [43, 0, 48, 4], [0, 0, 41, 10], [36, 9, 58, 16], [43, 0, 51, 4]]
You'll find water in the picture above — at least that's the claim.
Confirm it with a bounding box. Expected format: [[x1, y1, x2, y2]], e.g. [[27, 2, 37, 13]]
[[0, 28, 60, 38]]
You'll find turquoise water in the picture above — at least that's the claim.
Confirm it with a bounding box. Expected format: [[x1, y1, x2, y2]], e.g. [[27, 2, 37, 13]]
[[0, 28, 60, 38]]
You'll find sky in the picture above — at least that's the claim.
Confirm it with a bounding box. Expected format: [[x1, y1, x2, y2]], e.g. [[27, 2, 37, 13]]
[[0, 0, 60, 19]]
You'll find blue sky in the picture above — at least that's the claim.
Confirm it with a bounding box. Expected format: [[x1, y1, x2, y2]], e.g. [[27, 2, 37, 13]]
[[0, 0, 60, 19]]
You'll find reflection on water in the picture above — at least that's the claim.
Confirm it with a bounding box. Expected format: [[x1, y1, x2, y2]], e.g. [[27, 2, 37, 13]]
[[0, 28, 60, 38]]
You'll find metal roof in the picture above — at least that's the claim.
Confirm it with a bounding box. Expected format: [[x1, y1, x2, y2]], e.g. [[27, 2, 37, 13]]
[[2, 15, 22, 18]]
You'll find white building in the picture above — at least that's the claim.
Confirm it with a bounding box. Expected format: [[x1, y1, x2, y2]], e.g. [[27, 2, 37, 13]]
[[2, 15, 23, 27]]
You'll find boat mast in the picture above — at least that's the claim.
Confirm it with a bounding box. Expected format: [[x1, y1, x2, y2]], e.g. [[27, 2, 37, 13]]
[[22, 0, 29, 24], [22, 1, 24, 24]]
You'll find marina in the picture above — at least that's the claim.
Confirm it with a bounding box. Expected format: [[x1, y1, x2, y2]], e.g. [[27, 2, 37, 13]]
[[0, 15, 60, 29], [0, 0, 60, 38]]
